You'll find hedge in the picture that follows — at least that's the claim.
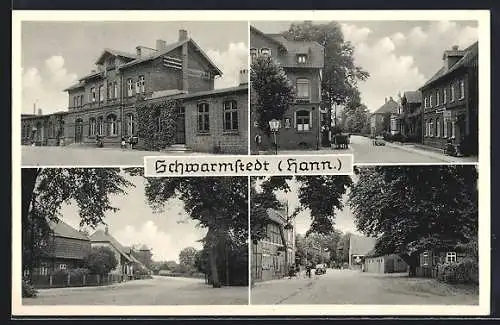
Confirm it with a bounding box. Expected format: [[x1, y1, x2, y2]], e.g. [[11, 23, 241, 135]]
[[437, 258, 479, 284]]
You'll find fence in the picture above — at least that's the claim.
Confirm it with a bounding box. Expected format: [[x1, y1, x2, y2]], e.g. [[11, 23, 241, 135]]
[[31, 273, 126, 289]]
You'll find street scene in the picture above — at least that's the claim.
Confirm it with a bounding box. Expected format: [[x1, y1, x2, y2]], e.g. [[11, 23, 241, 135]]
[[22, 168, 248, 305], [250, 165, 479, 304], [250, 21, 479, 163], [20, 21, 249, 166]]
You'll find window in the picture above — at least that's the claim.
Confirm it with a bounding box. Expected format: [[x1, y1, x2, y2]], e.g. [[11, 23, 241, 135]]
[[73, 96, 77, 108], [91, 87, 96, 102], [107, 82, 113, 99], [296, 110, 311, 132], [126, 114, 135, 136], [436, 118, 441, 137], [430, 119, 434, 137], [80, 95, 84, 106], [443, 87, 447, 104], [114, 82, 118, 99], [297, 54, 307, 63], [436, 90, 440, 106], [59, 264, 67, 270], [446, 251, 457, 263], [459, 80, 465, 99], [197, 103, 210, 133], [97, 117, 104, 135], [127, 79, 133, 97], [138, 75, 145, 93], [260, 48, 271, 56], [48, 121, 53, 138], [422, 251, 429, 266], [250, 48, 257, 61], [296, 79, 310, 99], [450, 83, 455, 102], [424, 97, 428, 108], [429, 94, 433, 107], [443, 119, 448, 138], [267, 223, 281, 244], [89, 118, 96, 136], [223, 100, 238, 131], [99, 85, 104, 102], [107, 114, 117, 136]]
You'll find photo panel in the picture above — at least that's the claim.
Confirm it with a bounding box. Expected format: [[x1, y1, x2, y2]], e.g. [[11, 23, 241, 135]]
[[250, 165, 479, 305], [20, 168, 249, 306]]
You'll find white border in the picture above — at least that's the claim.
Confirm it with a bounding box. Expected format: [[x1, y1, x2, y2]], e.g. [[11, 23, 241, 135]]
[[12, 10, 490, 316]]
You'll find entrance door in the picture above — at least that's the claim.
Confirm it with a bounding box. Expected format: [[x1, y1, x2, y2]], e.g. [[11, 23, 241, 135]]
[[175, 107, 186, 144], [75, 119, 83, 143]]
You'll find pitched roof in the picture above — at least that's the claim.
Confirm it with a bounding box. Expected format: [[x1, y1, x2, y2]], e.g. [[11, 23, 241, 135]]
[[373, 98, 399, 114], [402, 91, 422, 104], [349, 234, 377, 256], [89, 229, 133, 262], [95, 48, 136, 64], [421, 41, 478, 89], [48, 219, 90, 241], [250, 26, 286, 48], [268, 35, 325, 69], [63, 80, 86, 91], [117, 38, 223, 76]]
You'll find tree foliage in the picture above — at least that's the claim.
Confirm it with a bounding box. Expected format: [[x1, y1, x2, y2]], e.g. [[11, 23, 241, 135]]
[[136, 176, 248, 288], [282, 21, 369, 108], [342, 103, 371, 134], [22, 168, 133, 276], [250, 55, 295, 134], [179, 247, 198, 268], [136, 99, 181, 150], [84, 246, 118, 275], [251, 176, 353, 241], [348, 166, 478, 268]]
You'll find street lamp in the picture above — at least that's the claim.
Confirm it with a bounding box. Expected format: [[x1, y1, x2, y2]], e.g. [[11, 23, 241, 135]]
[[269, 119, 281, 155]]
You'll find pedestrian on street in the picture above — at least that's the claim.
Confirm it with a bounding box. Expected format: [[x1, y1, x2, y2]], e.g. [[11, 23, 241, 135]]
[[121, 137, 126, 149]]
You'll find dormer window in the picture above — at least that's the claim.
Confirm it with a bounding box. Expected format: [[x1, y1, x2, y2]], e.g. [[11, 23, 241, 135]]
[[297, 54, 307, 64], [260, 48, 271, 56]]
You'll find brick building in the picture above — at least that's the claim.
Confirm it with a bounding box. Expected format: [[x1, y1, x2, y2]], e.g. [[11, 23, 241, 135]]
[[251, 208, 296, 282], [249, 26, 324, 152], [33, 219, 92, 276], [420, 42, 478, 155], [399, 91, 423, 142], [21, 29, 248, 154]]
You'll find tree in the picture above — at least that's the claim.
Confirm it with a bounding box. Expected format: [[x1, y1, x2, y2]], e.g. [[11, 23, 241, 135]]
[[250, 55, 295, 135], [84, 246, 118, 275], [22, 168, 133, 280], [130, 175, 248, 288], [343, 104, 370, 134], [179, 247, 198, 268], [282, 21, 369, 134], [337, 232, 352, 263], [348, 166, 478, 275], [251, 176, 353, 240], [131, 246, 153, 270]]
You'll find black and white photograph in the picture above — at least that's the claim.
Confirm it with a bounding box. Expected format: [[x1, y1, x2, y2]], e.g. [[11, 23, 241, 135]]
[[20, 21, 249, 166], [21, 168, 249, 305], [250, 21, 479, 163], [250, 166, 479, 305]]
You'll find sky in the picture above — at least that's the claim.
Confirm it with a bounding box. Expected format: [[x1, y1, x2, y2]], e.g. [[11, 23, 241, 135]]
[[251, 20, 478, 112], [21, 21, 248, 115], [58, 172, 207, 263]]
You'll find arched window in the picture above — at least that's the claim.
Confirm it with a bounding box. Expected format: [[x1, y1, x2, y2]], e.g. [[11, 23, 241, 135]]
[[260, 48, 271, 56], [126, 114, 135, 136], [295, 110, 311, 132], [89, 118, 96, 136], [436, 118, 441, 138], [97, 117, 104, 136], [197, 103, 210, 133], [106, 114, 117, 136], [223, 100, 238, 131]]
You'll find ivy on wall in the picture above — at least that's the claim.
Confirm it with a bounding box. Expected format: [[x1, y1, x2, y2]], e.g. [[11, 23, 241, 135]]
[[136, 99, 181, 151]]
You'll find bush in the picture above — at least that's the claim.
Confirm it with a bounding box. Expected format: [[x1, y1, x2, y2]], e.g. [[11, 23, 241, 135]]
[[22, 280, 38, 298], [437, 259, 478, 284], [391, 133, 404, 142]]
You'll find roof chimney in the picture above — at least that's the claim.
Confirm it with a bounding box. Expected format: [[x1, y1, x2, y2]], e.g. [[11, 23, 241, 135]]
[[179, 29, 188, 41], [136, 46, 142, 57], [156, 39, 167, 51], [443, 45, 465, 70], [452, 45, 459, 51], [239, 69, 248, 86]]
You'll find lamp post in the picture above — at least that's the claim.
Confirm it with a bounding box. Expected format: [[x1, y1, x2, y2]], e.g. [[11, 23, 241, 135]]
[[269, 119, 281, 155]]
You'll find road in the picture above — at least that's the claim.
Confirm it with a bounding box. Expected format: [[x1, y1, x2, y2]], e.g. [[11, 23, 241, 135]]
[[251, 269, 478, 305], [23, 276, 248, 305], [21, 145, 213, 167], [261, 135, 477, 164]]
